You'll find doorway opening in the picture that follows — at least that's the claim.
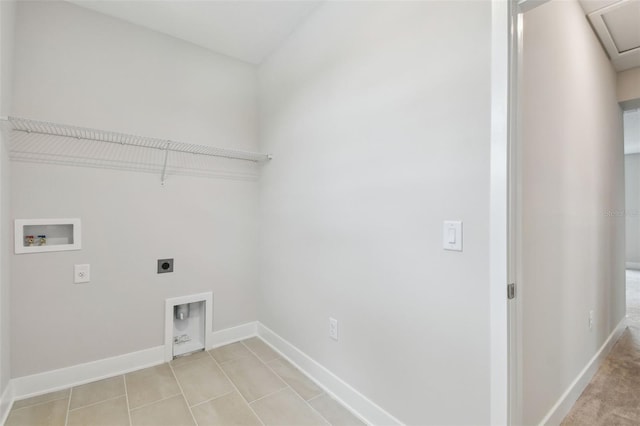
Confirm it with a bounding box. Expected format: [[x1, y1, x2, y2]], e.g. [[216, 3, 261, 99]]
[[624, 108, 640, 327]]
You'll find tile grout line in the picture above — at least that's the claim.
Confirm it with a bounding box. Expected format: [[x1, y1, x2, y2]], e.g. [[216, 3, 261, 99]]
[[246, 338, 333, 426], [240, 339, 331, 425], [123, 375, 133, 426], [62, 375, 129, 413], [127, 391, 184, 413], [67, 393, 126, 412], [263, 358, 324, 402], [301, 395, 333, 426], [68, 392, 125, 412], [11, 339, 346, 426], [169, 350, 208, 368], [237, 340, 291, 401], [206, 347, 267, 426], [64, 388, 72, 426], [167, 362, 199, 426], [246, 385, 290, 405], [9, 339, 362, 426], [240, 340, 281, 365], [9, 395, 70, 412], [306, 392, 325, 403], [188, 389, 236, 410]]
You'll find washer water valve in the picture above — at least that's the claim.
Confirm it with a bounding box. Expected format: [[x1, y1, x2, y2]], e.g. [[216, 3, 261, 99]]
[[175, 303, 190, 320]]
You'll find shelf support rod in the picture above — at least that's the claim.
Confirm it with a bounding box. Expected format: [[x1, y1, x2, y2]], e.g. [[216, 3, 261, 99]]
[[161, 142, 170, 186]]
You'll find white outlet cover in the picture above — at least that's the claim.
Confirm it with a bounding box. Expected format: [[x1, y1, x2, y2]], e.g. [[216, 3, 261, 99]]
[[329, 317, 338, 340], [74, 264, 90, 284]]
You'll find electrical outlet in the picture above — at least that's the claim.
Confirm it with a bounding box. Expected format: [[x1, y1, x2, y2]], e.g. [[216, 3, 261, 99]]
[[157, 258, 174, 274], [74, 264, 90, 284], [589, 310, 594, 331], [329, 317, 338, 340]]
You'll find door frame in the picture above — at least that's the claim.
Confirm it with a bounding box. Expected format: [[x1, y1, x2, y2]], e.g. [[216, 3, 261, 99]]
[[489, 0, 512, 424], [491, 1, 552, 424]]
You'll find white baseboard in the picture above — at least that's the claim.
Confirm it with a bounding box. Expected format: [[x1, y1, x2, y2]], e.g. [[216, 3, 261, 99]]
[[257, 323, 402, 426], [12, 345, 165, 401], [9, 321, 258, 404], [540, 319, 627, 425], [6, 321, 398, 426], [0, 381, 14, 426], [208, 321, 257, 350]]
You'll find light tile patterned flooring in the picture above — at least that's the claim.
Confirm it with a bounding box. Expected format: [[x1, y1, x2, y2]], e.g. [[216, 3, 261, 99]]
[[5, 338, 366, 426]]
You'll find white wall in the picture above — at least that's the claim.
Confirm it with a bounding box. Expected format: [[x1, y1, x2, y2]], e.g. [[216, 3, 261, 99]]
[[257, 1, 492, 424], [0, 0, 16, 399], [10, 1, 259, 377], [521, 0, 626, 423]]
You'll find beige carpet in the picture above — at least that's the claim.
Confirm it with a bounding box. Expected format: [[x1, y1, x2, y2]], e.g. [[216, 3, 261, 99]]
[[561, 271, 640, 425]]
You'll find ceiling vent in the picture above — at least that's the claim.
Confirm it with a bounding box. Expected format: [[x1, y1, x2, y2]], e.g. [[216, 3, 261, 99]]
[[587, 0, 640, 71]]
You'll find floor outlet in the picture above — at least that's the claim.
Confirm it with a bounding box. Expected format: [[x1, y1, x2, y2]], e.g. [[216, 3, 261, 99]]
[[329, 317, 338, 340]]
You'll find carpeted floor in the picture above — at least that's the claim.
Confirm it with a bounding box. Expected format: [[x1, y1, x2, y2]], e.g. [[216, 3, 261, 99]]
[[561, 270, 640, 425]]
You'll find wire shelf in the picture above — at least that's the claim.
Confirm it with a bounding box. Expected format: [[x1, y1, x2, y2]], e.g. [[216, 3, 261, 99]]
[[2, 116, 270, 183]]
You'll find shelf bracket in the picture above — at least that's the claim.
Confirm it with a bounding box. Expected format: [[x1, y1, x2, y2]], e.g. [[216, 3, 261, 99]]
[[161, 142, 170, 185]]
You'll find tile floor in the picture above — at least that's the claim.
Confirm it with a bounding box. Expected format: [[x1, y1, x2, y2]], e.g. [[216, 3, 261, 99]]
[[561, 270, 640, 425], [5, 337, 366, 426]]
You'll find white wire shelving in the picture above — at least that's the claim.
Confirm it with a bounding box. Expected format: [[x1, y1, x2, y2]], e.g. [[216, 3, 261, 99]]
[[1, 116, 271, 183]]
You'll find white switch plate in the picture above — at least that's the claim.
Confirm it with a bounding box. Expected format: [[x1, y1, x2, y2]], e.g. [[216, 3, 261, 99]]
[[74, 264, 90, 284], [443, 221, 462, 251], [329, 317, 338, 340]]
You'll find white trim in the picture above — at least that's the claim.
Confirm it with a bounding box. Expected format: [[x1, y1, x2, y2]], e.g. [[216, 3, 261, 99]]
[[164, 292, 213, 362], [207, 321, 257, 350], [510, 8, 525, 426], [539, 319, 627, 426], [12, 345, 164, 401], [490, 0, 511, 424], [5, 322, 400, 426], [257, 322, 403, 426], [517, 0, 552, 13], [0, 381, 14, 426], [10, 321, 258, 403]]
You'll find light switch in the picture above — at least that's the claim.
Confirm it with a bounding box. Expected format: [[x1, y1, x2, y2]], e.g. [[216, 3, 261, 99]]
[[443, 221, 462, 251], [74, 264, 90, 284]]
